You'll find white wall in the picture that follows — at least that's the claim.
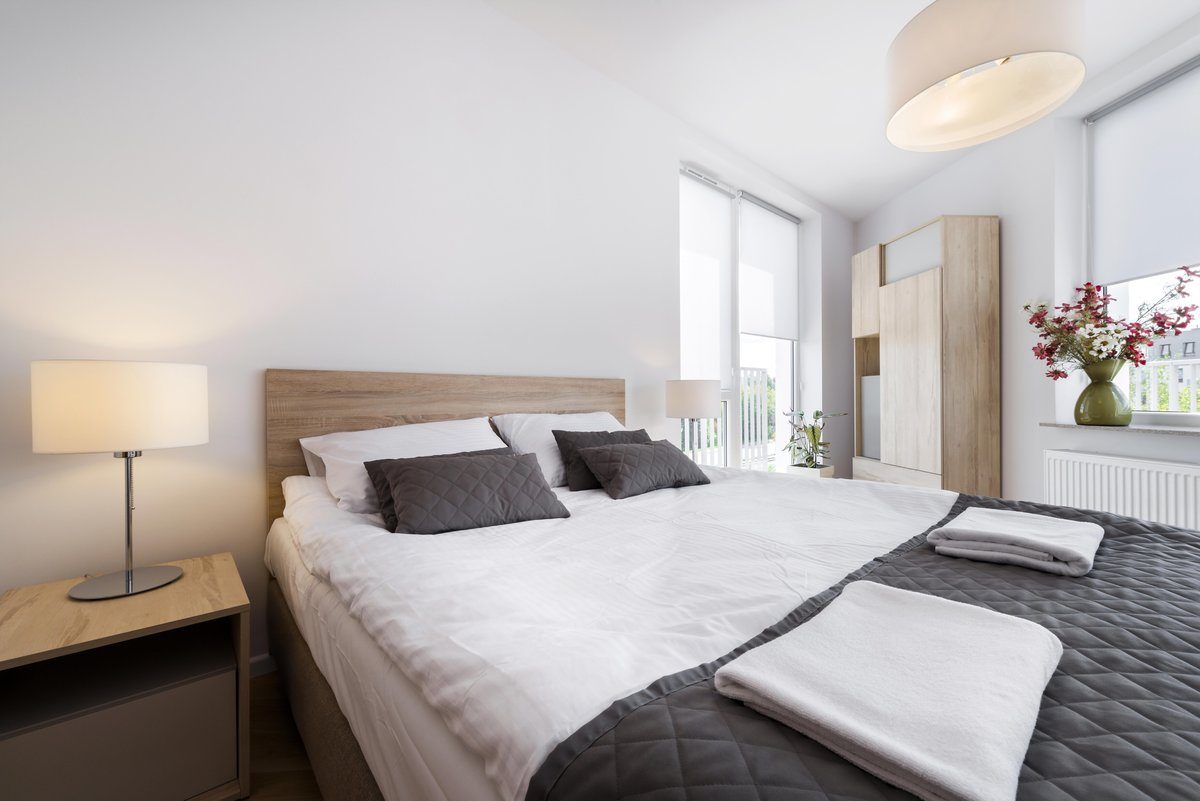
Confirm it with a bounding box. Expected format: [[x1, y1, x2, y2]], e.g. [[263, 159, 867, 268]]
[[0, 0, 850, 658], [855, 36, 1200, 501], [819, 214, 855, 478]]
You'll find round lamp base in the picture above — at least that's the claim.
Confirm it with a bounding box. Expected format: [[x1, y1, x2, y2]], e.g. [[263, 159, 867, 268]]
[[69, 565, 184, 601]]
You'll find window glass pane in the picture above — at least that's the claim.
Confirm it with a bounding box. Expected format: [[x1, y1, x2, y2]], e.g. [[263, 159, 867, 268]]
[[1107, 270, 1200, 413], [739, 201, 799, 340], [739, 333, 794, 471], [679, 175, 732, 386]]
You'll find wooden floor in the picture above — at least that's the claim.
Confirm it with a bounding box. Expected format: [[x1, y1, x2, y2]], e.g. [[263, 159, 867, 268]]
[[249, 671, 323, 800]]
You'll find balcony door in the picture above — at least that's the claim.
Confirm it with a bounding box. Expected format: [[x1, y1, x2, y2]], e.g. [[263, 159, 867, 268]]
[[679, 171, 801, 470]]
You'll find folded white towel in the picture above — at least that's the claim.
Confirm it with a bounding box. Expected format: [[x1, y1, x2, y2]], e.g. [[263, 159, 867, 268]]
[[927, 507, 1105, 577], [715, 581, 1062, 801]]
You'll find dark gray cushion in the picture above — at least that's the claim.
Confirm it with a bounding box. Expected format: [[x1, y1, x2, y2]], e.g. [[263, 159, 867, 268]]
[[381, 452, 569, 535], [552, 429, 653, 491], [576, 440, 710, 500], [365, 447, 512, 532]]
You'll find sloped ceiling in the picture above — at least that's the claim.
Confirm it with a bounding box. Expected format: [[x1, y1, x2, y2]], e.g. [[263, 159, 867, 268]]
[[488, 0, 1200, 219]]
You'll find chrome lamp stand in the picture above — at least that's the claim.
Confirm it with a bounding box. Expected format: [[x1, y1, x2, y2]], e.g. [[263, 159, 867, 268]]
[[68, 451, 184, 601]]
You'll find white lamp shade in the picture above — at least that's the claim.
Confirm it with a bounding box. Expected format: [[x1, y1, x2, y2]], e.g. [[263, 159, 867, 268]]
[[31, 361, 209, 454], [886, 0, 1084, 152], [665, 379, 721, 419]]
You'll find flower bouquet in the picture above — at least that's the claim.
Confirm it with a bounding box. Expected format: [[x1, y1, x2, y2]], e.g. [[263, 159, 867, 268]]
[[1023, 265, 1198, 425]]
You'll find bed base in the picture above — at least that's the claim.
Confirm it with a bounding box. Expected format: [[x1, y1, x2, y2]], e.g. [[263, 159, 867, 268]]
[[267, 579, 385, 801]]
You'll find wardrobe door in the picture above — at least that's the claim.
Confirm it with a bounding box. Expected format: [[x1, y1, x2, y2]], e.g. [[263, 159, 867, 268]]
[[879, 268, 942, 476], [851, 245, 882, 337]]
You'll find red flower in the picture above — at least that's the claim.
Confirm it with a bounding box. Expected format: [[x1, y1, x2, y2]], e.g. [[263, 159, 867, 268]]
[[1024, 264, 1197, 381]]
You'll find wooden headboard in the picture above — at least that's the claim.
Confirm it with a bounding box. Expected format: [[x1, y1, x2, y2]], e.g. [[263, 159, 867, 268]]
[[265, 369, 626, 522]]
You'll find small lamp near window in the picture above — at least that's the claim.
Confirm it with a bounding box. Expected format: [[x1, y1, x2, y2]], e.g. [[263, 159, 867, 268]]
[[666, 380, 722, 463], [665, 380, 722, 421], [31, 360, 209, 600]]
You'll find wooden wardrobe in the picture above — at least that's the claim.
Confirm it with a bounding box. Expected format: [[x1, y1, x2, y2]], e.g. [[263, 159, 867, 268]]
[[851, 215, 1000, 496]]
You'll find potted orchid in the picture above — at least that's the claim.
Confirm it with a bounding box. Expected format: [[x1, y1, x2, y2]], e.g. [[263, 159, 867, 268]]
[[1024, 265, 1198, 426]]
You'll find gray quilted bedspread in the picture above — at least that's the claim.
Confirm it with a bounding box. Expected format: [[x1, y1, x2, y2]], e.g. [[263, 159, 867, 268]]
[[526, 494, 1200, 801]]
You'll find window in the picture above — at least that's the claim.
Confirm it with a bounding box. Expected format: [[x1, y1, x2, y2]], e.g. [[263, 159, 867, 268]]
[[739, 334, 794, 470], [1088, 60, 1200, 419], [737, 200, 798, 470], [1106, 270, 1200, 414], [678, 171, 801, 469]]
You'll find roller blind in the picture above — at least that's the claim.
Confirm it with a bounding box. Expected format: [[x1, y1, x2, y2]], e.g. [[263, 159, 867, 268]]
[[1091, 64, 1200, 285], [679, 175, 733, 384], [738, 200, 799, 340]]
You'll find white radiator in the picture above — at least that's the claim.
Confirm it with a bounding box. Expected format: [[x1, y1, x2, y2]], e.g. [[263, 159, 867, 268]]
[[1043, 450, 1200, 530]]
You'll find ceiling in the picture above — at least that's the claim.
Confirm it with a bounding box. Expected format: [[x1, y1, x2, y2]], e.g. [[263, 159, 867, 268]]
[[487, 0, 1200, 219]]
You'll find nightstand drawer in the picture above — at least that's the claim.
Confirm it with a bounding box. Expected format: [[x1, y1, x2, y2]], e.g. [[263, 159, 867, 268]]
[[0, 621, 237, 801]]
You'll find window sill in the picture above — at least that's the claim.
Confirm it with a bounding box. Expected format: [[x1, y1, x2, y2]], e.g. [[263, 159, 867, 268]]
[[1039, 422, 1200, 438]]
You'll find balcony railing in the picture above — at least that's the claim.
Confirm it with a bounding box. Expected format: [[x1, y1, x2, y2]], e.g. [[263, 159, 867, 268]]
[[676, 369, 776, 469], [740, 367, 771, 470], [679, 406, 726, 467], [1127, 357, 1200, 413]]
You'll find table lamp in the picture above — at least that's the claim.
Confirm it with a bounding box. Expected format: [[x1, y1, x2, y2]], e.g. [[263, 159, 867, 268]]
[[666, 379, 723, 462], [665, 379, 722, 420], [31, 360, 209, 600]]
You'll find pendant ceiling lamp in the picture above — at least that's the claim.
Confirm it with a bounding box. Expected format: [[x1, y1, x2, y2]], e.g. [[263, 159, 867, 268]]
[[886, 0, 1085, 152]]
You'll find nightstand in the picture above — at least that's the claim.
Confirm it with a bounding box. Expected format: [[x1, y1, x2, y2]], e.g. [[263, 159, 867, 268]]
[[0, 552, 250, 801]]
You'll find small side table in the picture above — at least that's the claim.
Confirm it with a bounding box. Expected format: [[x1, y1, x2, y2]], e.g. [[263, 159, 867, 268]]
[[0, 552, 250, 801]]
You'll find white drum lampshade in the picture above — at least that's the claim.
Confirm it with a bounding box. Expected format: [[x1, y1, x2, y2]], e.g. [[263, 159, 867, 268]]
[[30, 360, 209, 600], [886, 0, 1085, 152], [31, 360, 208, 454], [665, 379, 722, 420]]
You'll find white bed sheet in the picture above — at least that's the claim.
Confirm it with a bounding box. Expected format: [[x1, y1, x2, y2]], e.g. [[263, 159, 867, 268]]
[[280, 468, 956, 801], [265, 516, 502, 801]]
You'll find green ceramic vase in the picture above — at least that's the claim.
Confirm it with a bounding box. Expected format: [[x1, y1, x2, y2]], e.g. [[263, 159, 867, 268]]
[[1074, 358, 1133, 426]]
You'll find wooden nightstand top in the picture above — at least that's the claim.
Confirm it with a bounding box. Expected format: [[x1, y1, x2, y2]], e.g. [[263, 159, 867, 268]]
[[0, 552, 249, 671]]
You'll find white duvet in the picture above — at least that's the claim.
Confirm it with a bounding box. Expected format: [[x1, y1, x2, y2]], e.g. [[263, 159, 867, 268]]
[[282, 468, 955, 801]]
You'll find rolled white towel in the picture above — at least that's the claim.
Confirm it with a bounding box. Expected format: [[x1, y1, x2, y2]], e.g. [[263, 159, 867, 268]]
[[928, 507, 1105, 577], [715, 581, 1062, 801]]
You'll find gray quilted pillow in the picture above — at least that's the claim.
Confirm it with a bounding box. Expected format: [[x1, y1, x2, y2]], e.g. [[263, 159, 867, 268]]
[[552, 429, 653, 491], [576, 440, 710, 500], [365, 447, 512, 531], [382, 453, 569, 535]]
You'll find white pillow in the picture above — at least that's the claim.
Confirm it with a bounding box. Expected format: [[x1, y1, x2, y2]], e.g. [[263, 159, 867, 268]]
[[299, 417, 506, 514], [492, 411, 625, 487], [301, 445, 326, 477]]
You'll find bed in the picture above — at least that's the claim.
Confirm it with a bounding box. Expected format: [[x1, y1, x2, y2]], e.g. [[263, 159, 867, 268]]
[[263, 369, 1200, 801]]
